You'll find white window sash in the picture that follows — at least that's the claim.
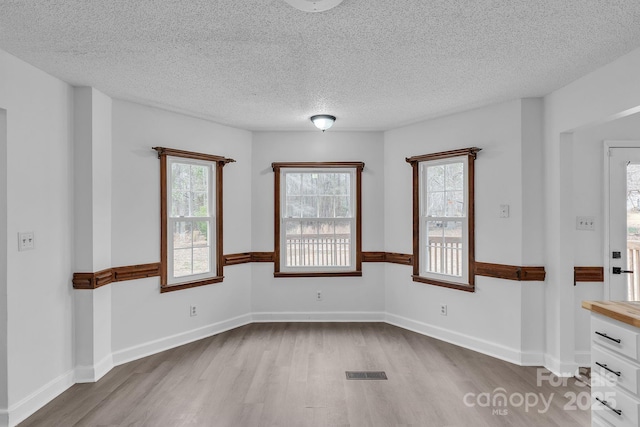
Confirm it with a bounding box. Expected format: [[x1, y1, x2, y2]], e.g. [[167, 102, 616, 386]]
[[167, 157, 217, 285], [418, 156, 469, 285], [280, 168, 356, 273]]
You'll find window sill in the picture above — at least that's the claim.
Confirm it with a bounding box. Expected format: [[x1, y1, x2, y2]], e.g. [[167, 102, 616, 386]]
[[411, 275, 475, 292], [160, 276, 224, 293], [274, 271, 362, 278]]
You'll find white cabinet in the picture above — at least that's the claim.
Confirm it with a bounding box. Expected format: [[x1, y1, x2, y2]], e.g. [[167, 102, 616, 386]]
[[590, 313, 640, 426]]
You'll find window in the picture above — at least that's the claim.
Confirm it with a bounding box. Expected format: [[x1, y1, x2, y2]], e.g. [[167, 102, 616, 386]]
[[406, 148, 480, 291], [272, 162, 364, 277], [154, 147, 234, 292]]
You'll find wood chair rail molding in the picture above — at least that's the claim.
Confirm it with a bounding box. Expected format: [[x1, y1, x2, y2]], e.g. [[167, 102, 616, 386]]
[[574, 266, 604, 284], [74, 256, 565, 289], [73, 263, 161, 289], [474, 262, 546, 281]]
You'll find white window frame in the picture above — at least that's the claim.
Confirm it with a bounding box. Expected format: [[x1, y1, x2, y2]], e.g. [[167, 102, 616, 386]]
[[279, 167, 357, 274], [406, 147, 479, 291], [166, 156, 216, 285], [419, 156, 469, 285]]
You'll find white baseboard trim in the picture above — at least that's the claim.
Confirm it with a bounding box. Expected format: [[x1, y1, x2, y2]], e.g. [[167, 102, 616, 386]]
[[385, 312, 531, 366], [543, 354, 579, 378], [112, 313, 253, 366], [575, 351, 591, 367], [252, 311, 385, 322], [519, 351, 546, 366], [75, 353, 114, 383], [2, 369, 74, 427]]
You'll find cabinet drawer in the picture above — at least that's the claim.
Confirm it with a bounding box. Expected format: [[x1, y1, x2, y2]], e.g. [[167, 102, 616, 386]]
[[593, 346, 640, 397], [593, 373, 640, 427], [592, 315, 640, 360], [592, 413, 614, 427]]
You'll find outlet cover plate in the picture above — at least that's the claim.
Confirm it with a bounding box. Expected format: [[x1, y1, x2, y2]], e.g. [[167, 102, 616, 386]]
[[18, 232, 35, 251]]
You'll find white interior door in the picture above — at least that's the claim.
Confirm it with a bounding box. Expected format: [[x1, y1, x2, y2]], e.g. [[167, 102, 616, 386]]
[[607, 143, 640, 301]]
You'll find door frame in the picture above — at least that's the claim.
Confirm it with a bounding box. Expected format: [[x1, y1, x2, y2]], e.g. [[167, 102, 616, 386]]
[[603, 140, 640, 300]]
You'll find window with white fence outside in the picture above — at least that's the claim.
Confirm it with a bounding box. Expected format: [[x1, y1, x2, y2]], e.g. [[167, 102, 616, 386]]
[[273, 162, 363, 277]]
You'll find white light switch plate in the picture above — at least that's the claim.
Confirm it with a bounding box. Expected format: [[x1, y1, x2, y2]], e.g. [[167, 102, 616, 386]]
[[18, 232, 35, 251], [576, 216, 595, 231]]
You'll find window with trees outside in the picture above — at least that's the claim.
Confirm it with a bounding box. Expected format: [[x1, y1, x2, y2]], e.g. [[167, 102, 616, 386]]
[[406, 148, 480, 291], [272, 162, 364, 277], [154, 147, 234, 292]]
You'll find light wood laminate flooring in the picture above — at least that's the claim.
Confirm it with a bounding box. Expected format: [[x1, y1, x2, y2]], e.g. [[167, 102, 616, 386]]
[[21, 323, 590, 426]]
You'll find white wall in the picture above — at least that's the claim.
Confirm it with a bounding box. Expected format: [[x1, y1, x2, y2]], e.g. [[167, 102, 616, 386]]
[[572, 113, 640, 357], [0, 50, 75, 424], [250, 132, 386, 319], [383, 99, 545, 364], [0, 108, 8, 421], [73, 87, 114, 382], [110, 100, 253, 358], [544, 46, 640, 374]]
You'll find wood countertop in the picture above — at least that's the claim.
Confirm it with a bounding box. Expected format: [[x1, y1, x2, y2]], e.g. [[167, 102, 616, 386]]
[[582, 300, 640, 328]]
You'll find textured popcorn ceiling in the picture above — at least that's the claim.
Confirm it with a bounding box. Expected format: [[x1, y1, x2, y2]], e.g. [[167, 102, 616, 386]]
[[1, 1, 640, 131]]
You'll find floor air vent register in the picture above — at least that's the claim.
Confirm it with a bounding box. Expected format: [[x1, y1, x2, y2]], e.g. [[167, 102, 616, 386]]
[[345, 371, 388, 380]]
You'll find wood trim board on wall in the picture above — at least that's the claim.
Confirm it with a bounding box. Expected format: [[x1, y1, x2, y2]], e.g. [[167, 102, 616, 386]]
[[574, 266, 604, 284], [73, 263, 161, 289], [74, 255, 559, 289]]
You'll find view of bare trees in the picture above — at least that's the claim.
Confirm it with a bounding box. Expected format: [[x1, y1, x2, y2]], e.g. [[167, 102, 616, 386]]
[[283, 171, 353, 268]]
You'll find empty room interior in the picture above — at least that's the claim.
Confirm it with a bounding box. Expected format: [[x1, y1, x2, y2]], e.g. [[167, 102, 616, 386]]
[[3, 1, 640, 426]]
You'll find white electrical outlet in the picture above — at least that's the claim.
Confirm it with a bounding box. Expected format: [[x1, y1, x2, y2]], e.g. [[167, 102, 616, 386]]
[[190, 305, 197, 317], [316, 291, 322, 301], [440, 304, 447, 316], [499, 204, 510, 218], [18, 232, 35, 251]]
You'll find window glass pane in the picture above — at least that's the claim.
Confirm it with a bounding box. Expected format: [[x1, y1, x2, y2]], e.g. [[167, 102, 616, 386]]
[[427, 165, 444, 191], [300, 220, 319, 266], [286, 196, 302, 218], [334, 196, 350, 217], [318, 173, 331, 195], [425, 221, 463, 277], [171, 190, 189, 217], [190, 165, 209, 192], [284, 221, 302, 267], [170, 162, 211, 218], [443, 221, 463, 277], [318, 195, 334, 218], [445, 191, 464, 217], [317, 221, 336, 266], [301, 196, 318, 218], [193, 221, 209, 246], [281, 168, 356, 271], [286, 173, 302, 196], [334, 220, 351, 266], [192, 247, 210, 275], [427, 192, 445, 217], [171, 163, 190, 190], [173, 248, 192, 277], [426, 221, 444, 274], [336, 173, 350, 195], [445, 163, 463, 190], [191, 191, 208, 217], [173, 221, 193, 249], [302, 173, 317, 195]]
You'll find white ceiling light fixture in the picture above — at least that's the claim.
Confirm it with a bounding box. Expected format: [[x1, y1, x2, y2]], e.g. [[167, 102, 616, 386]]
[[310, 114, 336, 132], [283, 0, 345, 13]]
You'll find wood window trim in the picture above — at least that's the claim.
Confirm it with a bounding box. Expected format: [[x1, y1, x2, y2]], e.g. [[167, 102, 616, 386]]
[[406, 147, 481, 291], [272, 161, 364, 278], [154, 147, 235, 292]]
